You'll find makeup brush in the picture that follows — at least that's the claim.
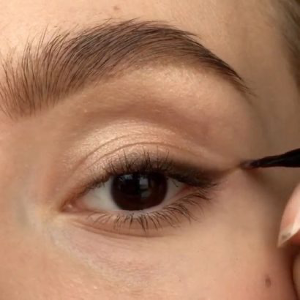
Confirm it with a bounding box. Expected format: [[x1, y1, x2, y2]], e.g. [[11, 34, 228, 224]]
[[241, 148, 300, 169]]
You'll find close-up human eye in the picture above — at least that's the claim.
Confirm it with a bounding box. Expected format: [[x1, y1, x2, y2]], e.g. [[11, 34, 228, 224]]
[[1, 1, 300, 299], [63, 149, 218, 236]]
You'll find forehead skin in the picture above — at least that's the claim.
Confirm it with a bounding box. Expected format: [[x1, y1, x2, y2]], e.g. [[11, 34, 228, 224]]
[[0, 1, 300, 300]]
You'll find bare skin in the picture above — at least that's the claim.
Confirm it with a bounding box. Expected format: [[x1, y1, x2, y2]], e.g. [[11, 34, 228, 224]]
[[0, 0, 299, 299], [280, 185, 300, 298]]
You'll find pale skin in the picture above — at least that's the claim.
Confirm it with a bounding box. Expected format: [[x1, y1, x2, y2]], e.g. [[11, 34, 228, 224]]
[[0, 0, 300, 299]]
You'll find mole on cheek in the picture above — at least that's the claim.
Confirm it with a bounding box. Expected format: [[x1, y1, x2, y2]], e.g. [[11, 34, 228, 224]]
[[265, 275, 272, 288], [113, 5, 120, 11]]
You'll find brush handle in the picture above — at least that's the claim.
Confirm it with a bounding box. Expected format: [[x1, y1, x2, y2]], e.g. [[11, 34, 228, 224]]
[[244, 148, 300, 169]]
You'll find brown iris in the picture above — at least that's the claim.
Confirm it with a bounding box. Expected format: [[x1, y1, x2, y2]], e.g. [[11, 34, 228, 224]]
[[111, 172, 168, 211]]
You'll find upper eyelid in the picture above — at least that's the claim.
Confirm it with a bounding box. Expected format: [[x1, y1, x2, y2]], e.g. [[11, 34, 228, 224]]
[[93, 148, 219, 186], [63, 148, 219, 209]]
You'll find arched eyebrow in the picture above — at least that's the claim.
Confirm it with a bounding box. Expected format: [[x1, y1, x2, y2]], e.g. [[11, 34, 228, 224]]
[[0, 19, 252, 120]]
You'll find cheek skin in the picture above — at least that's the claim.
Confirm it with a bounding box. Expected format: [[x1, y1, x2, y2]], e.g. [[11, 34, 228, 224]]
[[0, 171, 296, 300]]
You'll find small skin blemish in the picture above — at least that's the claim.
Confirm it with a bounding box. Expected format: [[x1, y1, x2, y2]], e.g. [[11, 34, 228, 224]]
[[113, 5, 120, 11], [265, 275, 272, 288]]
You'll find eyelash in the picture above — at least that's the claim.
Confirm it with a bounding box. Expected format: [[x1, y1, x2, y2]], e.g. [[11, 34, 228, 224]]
[[65, 149, 220, 235]]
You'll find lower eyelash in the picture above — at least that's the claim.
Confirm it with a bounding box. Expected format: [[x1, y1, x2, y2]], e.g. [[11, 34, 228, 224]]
[[85, 188, 211, 234]]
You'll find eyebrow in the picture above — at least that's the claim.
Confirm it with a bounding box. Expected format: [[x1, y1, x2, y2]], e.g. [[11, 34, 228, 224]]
[[0, 19, 251, 120]]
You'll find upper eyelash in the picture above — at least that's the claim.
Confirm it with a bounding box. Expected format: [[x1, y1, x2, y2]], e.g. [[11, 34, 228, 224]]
[[94, 149, 218, 190]]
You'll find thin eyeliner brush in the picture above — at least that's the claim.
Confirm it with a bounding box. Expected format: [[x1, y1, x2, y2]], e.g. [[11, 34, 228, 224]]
[[241, 148, 300, 169]]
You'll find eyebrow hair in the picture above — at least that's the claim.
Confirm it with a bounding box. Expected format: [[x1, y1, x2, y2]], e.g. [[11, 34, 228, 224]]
[[0, 19, 251, 120]]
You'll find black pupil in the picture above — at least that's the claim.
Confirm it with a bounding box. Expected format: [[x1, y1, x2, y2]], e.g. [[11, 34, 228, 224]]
[[111, 173, 168, 211]]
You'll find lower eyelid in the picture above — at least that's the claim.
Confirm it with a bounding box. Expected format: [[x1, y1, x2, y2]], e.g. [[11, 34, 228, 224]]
[[64, 186, 212, 237]]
